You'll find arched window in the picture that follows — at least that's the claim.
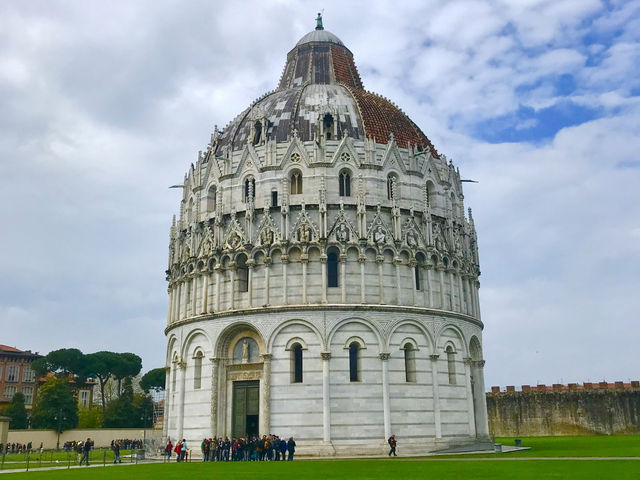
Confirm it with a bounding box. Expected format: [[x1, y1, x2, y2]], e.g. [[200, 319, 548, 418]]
[[244, 177, 255, 203], [291, 343, 303, 383], [339, 169, 351, 197], [349, 342, 360, 382], [446, 345, 456, 384], [207, 185, 217, 212], [415, 265, 422, 291], [327, 249, 339, 288], [187, 198, 194, 223], [387, 175, 397, 201], [271, 189, 278, 207], [323, 114, 334, 140], [193, 351, 203, 389], [426, 181, 436, 208], [404, 343, 416, 383], [290, 169, 303, 195], [236, 255, 248, 293], [253, 121, 262, 145]]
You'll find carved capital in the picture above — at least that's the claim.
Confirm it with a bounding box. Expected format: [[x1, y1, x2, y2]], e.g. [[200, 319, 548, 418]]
[[358, 255, 366, 263], [261, 353, 273, 363], [376, 256, 384, 264], [473, 360, 486, 368], [379, 353, 391, 361], [463, 357, 473, 366], [320, 352, 331, 360], [429, 354, 440, 361]]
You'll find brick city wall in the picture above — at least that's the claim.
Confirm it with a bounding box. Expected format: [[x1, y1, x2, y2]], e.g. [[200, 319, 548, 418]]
[[487, 381, 640, 436]]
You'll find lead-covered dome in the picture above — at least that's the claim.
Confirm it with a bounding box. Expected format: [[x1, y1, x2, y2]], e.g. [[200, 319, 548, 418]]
[[214, 17, 439, 156]]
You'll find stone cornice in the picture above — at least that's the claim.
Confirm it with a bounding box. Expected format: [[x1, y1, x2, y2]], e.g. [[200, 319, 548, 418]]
[[164, 303, 484, 335]]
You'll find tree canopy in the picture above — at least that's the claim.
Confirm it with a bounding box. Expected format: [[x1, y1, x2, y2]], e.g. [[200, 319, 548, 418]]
[[30, 377, 78, 432], [1, 392, 29, 429], [31, 348, 86, 381], [140, 368, 166, 392]]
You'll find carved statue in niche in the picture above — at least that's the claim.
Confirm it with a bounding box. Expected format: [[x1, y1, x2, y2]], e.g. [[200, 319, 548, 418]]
[[298, 224, 312, 242], [241, 340, 249, 364], [226, 231, 242, 250], [453, 229, 463, 256], [373, 225, 387, 245], [336, 222, 350, 242], [260, 227, 274, 246], [433, 223, 446, 252], [406, 229, 418, 248]]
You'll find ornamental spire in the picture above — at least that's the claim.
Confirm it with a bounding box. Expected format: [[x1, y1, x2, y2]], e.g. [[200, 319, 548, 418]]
[[316, 12, 324, 30]]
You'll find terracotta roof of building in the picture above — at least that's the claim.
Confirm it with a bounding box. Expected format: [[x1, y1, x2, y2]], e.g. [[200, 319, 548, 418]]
[[0, 345, 23, 353]]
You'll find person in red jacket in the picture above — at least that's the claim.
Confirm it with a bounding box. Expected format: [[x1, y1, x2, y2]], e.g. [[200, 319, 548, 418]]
[[175, 440, 183, 462], [165, 440, 173, 460]]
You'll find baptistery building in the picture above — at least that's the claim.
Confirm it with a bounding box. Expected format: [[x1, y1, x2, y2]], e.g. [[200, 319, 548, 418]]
[[164, 16, 489, 455]]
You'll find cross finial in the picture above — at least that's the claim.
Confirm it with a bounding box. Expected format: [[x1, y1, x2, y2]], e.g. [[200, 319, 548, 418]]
[[316, 12, 324, 30]]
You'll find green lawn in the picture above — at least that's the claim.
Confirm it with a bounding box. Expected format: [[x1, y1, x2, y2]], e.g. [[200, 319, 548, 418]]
[[2, 459, 640, 480], [0, 449, 135, 471], [492, 435, 640, 457], [2, 436, 639, 479]]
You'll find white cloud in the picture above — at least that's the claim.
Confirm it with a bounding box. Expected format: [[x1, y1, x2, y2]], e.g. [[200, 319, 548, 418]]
[[0, 0, 638, 389]]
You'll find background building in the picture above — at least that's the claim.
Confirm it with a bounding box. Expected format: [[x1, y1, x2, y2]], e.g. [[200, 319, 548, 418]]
[[164, 16, 489, 455], [0, 345, 41, 411]]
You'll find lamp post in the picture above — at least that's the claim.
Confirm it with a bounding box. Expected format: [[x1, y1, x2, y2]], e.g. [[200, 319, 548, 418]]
[[53, 410, 66, 451]]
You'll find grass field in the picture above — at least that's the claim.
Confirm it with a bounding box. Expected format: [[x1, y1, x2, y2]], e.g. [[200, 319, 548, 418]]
[[1, 436, 638, 479]]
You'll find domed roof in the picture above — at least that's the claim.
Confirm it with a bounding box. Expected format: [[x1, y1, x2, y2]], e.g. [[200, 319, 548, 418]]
[[214, 16, 439, 157], [296, 29, 344, 47]]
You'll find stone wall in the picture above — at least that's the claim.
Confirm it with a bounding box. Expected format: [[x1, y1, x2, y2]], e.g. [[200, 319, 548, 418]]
[[7, 428, 162, 450], [487, 382, 640, 436]]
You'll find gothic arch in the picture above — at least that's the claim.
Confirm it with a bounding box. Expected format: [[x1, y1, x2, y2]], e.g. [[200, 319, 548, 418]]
[[327, 317, 384, 352], [386, 319, 434, 353], [267, 318, 324, 352]]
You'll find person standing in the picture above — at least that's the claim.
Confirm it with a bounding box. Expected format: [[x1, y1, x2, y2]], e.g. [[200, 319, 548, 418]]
[[79, 438, 92, 465], [287, 437, 296, 461], [112, 441, 121, 463], [388, 435, 397, 456]]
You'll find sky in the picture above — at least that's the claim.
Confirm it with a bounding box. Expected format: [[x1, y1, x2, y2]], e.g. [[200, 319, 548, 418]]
[[1, 0, 639, 389]]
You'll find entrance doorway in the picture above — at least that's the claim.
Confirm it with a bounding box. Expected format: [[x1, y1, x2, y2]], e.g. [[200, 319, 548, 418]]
[[232, 380, 259, 438]]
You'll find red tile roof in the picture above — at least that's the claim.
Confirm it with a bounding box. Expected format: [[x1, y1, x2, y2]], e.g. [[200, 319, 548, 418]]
[[0, 345, 23, 353]]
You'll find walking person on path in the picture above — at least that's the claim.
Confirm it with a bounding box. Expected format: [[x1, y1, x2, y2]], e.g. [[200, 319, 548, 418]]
[[287, 437, 296, 461], [79, 438, 92, 465], [388, 435, 397, 456]]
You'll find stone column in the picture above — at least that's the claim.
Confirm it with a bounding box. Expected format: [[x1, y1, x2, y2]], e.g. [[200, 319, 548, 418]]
[[340, 253, 347, 303], [380, 353, 391, 440], [409, 259, 417, 306], [202, 274, 209, 314], [474, 281, 482, 320], [430, 354, 442, 439], [167, 289, 173, 325], [427, 268, 433, 308], [438, 269, 446, 310], [210, 357, 220, 437], [264, 256, 271, 306], [458, 274, 466, 314], [394, 258, 401, 305], [448, 270, 456, 311], [377, 255, 384, 304], [463, 357, 476, 438], [320, 255, 327, 303], [321, 352, 331, 442], [467, 278, 475, 316], [247, 261, 254, 307], [472, 360, 490, 439], [214, 266, 222, 312], [176, 283, 182, 321], [282, 255, 288, 305], [176, 359, 187, 440], [359, 255, 366, 303], [301, 256, 308, 303], [163, 366, 171, 438], [192, 276, 197, 315], [229, 263, 236, 310], [260, 354, 272, 435]]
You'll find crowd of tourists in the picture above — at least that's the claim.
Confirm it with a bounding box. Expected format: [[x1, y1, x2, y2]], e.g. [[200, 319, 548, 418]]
[[0, 442, 42, 454], [165, 435, 297, 462]]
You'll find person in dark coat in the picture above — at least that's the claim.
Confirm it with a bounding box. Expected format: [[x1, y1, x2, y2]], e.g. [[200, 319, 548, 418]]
[[388, 435, 397, 456], [79, 438, 92, 465], [287, 437, 296, 461]]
